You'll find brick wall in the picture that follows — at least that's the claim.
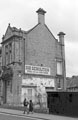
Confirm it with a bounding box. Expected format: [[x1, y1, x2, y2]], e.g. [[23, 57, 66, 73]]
[[25, 24, 57, 76]]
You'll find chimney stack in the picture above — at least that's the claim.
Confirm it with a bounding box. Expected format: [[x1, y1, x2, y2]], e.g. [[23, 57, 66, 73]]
[[58, 32, 66, 90], [57, 32, 65, 45], [36, 8, 46, 24]]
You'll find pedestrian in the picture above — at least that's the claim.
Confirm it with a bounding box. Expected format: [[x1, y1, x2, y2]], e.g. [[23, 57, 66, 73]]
[[27, 102, 29, 114], [29, 100, 33, 113], [23, 98, 28, 114]]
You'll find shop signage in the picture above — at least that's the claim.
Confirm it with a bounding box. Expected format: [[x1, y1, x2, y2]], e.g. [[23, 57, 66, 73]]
[[25, 65, 50, 75], [22, 77, 55, 87]]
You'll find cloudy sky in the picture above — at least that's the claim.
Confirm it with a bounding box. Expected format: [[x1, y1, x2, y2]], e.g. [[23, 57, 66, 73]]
[[0, 0, 77, 77]]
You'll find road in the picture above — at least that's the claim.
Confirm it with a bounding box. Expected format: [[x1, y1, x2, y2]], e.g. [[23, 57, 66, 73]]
[[0, 113, 43, 120]]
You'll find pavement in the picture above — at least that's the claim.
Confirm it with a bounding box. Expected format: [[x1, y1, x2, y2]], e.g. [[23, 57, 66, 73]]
[[0, 108, 78, 120]]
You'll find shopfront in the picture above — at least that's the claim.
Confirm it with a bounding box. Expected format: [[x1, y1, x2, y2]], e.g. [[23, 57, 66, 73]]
[[21, 65, 55, 107]]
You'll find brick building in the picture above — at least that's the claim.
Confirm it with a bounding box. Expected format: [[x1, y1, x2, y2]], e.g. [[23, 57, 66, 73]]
[[1, 8, 66, 106]]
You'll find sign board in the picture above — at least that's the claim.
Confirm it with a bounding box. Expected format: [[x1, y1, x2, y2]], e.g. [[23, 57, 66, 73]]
[[25, 65, 50, 75], [22, 77, 55, 87]]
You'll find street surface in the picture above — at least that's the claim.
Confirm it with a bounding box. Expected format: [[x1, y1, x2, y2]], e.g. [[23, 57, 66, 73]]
[[0, 108, 78, 120], [0, 113, 43, 120]]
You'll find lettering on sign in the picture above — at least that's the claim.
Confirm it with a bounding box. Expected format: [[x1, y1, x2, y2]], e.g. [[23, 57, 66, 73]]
[[25, 65, 50, 75]]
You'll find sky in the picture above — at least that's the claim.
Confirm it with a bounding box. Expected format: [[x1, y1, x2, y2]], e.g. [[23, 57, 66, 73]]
[[0, 0, 77, 77]]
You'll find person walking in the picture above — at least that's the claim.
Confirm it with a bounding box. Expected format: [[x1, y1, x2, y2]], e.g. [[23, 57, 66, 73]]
[[29, 100, 33, 113], [23, 98, 28, 114]]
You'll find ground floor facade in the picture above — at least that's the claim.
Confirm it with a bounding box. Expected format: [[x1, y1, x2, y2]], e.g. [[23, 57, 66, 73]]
[[0, 64, 65, 108], [0, 75, 55, 107]]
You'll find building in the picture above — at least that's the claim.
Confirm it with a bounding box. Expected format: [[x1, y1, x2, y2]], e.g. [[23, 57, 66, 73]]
[[1, 8, 66, 106], [66, 76, 78, 92], [0, 47, 3, 104], [0, 47, 2, 67]]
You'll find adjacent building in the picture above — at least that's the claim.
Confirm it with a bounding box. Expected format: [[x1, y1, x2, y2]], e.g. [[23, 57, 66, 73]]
[[66, 76, 78, 92], [1, 8, 66, 106], [0, 47, 3, 104]]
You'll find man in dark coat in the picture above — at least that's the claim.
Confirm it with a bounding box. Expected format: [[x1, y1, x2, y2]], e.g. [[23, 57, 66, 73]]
[[29, 100, 33, 113], [23, 98, 28, 114]]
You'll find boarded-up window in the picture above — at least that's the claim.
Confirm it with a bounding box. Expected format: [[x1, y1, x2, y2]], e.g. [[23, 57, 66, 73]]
[[57, 61, 62, 75]]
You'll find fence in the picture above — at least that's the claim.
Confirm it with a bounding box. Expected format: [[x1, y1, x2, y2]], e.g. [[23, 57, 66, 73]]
[[47, 92, 78, 117]]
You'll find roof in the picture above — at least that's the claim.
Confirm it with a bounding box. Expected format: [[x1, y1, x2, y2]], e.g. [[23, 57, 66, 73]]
[[45, 24, 57, 41], [67, 76, 78, 88], [11, 27, 27, 34], [2, 22, 57, 43], [26, 23, 40, 34], [2, 23, 40, 41], [1, 23, 27, 43]]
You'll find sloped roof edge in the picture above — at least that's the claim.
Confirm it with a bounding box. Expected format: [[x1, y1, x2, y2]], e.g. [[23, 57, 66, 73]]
[[26, 23, 40, 34], [44, 24, 57, 41]]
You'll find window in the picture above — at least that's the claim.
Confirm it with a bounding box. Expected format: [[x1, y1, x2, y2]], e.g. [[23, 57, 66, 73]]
[[7, 80, 10, 86], [17, 85, 19, 95], [0, 56, 2, 66], [9, 43, 12, 63], [57, 78, 61, 89], [9, 50, 12, 63], [5, 45, 8, 65], [57, 61, 62, 75], [7, 80, 12, 93], [0, 80, 2, 95], [28, 89, 32, 100], [5, 43, 12, 65], [5, 45, 8, 52]]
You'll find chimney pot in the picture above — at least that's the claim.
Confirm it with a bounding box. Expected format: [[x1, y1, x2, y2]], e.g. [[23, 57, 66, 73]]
[[57, 32, 66, 45], [36, 8, 46, 15], [36, 8, 46, 24], [58, 32, 65, 36]]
